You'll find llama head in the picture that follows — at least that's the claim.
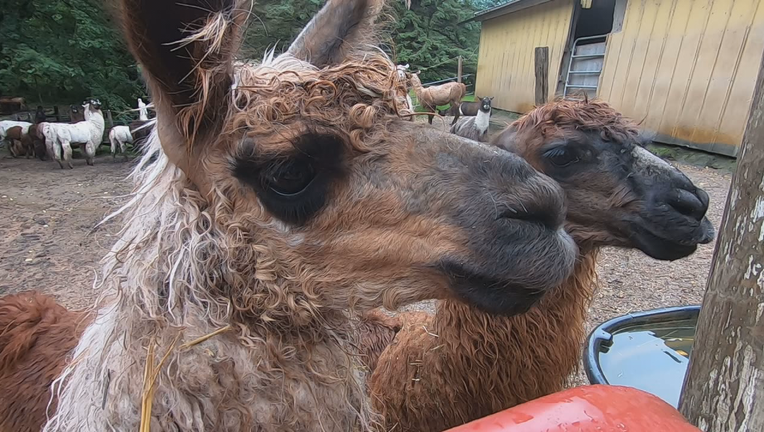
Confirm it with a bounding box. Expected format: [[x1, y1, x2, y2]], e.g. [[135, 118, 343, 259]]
[[395, 64, 410, 80], [478, 96, 493, 113], [119, 0, 577, 319], [82, 99, 102, 111], [492, 99, 715, 261]]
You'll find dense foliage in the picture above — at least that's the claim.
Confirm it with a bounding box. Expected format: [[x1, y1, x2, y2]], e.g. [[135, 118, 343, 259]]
[[0, 0, 503, 112], [242, 0, 497, 85], [0, 0, 143, 116]]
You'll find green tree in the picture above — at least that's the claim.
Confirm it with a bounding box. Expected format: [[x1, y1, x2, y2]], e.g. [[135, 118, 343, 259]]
[[0, 0, 143, 114], [388, 0, 481, 84]]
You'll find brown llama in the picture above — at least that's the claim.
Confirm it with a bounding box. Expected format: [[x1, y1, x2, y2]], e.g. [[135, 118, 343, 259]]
[[0, 292, 89, 432], [410, 72, 466, 125], [34, 0, 578, 430], [5, 125, 29, 157], [366, 99, 716, 432]]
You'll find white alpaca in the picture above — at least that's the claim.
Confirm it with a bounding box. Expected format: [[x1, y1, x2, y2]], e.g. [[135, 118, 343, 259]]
[[48, 100, 105, 169], [109, 98, 150, 160], [137, 98, 148, 121], [109, 126, 132, 160]]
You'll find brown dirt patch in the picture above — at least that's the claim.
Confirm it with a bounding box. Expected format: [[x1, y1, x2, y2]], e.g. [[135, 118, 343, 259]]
[[0, 154, 133, 310]]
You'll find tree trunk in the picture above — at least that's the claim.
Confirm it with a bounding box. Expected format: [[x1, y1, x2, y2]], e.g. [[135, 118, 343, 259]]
[[679, 50, 764, 431], [457, 56, 463, 84]]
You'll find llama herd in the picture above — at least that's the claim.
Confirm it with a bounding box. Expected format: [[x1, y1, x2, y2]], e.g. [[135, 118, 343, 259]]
[[0, 98, 154, 168], [0, 0, 716, 431]]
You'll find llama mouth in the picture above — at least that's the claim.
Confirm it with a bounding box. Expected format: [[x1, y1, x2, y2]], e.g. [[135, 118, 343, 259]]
[[631, 218, 715, 261], [436, 261, 549, 317]]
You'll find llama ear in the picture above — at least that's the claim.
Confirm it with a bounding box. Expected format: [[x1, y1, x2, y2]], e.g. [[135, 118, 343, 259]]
[[288, 0, 383, 67], [120, 0, 247, 141]]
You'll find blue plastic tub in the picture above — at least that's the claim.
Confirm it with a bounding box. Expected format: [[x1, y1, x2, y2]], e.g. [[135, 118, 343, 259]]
[[583, 305, 701, 408]]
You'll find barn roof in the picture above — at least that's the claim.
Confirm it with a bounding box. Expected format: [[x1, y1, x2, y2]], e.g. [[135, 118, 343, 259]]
[[472, 0, 555, 22]]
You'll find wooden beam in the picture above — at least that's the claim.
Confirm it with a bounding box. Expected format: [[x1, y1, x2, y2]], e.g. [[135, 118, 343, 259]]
[[679, 43, 764, 431], [534, 47, 549, 106]]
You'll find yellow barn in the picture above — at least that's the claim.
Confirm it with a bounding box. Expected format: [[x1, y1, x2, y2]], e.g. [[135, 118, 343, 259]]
[[473, 0, 764, 157]]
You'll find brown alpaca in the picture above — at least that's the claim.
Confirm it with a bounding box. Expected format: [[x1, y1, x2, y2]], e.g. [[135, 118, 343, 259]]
[[366, 99, 716, 431], [33, 0, 578, 430], [410, 72, 466, 125], [0, 292, 90, 432], [5, 126, 28, 157]]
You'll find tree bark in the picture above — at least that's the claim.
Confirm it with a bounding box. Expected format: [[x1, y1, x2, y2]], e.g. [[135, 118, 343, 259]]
[[679, 49, 764, 431]]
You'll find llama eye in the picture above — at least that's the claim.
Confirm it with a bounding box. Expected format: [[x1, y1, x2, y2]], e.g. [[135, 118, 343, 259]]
[[543, 147, 579, 168], [267, 159, 316, 196]]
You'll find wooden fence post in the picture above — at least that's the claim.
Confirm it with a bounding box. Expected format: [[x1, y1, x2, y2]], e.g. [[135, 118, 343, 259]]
[[457, 56, 463, 84], [678, 47, 764, 431], [534, 47, 549, 106]]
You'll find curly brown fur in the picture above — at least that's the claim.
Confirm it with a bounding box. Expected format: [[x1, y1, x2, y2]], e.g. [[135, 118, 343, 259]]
[[369, 254, 597, 431], [356, 310, 401, 372], [41, 1, 578, 431], [0, 292, 90, 432], [367, 99, 715, 431]]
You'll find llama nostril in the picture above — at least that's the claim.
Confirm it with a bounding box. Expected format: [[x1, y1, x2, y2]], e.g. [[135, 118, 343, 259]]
[[668, 189, 707, 221]]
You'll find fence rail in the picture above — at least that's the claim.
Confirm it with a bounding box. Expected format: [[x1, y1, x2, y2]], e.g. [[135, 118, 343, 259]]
[[422, 74, 474, 86]]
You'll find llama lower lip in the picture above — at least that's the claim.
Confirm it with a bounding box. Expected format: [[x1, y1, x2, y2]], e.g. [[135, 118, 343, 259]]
[[436, 261, 547, 317], [632, 225, 700, 261]]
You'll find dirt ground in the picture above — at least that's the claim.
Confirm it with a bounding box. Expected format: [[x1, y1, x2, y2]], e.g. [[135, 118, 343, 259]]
[[0, 154, 131, 310], [0, 146, 732, 386]]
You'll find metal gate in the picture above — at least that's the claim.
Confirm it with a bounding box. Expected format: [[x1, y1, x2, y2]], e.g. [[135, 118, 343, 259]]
[[563, 35, 607, 100]]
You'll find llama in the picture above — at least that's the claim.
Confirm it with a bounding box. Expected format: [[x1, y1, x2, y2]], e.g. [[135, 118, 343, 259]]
[[366, 99, 716, 432], [21, 124, 43, 159], [4, 126, 28, 157], [410, 71, 466, 125], [0, 120, 31, 152], [395, 64, 415, 118], [108, 125, 133, 160], [35, 106, 47, 124], [47, 100, 105, 168], [440, 96, 495, 118], [137, 98, 148, 120], [37, 0, 577, 430], [110, 98, 154, 159], [449, 96, 492, 142]]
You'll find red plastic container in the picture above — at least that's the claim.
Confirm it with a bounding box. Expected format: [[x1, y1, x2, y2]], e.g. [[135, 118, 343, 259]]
[[445, 385, 700, 432]]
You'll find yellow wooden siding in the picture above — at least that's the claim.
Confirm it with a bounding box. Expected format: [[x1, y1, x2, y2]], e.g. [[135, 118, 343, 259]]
[[475, 0, 574, 113], [598, 0, 764, 156]]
